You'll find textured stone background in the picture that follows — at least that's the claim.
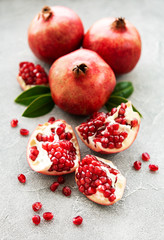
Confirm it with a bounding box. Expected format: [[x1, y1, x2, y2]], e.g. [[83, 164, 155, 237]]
[[0, 0, 164, 239]]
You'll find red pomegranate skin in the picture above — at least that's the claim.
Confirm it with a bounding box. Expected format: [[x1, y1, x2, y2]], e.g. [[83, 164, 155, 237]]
[[49, 49, 116, 115], [28, 6, 84, 63], [83, 18, 141, 74]]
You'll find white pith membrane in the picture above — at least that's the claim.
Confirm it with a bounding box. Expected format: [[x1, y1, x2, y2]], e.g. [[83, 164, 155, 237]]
[[76, 101, 141, 153], [17, 75, 49, 91], [75, 156, 126, 205], [27, 120, 80, 175]]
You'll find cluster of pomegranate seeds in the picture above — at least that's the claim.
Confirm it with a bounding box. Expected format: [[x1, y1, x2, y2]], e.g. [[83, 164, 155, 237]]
[[29, 146, 39, 161], [133, 161, 142, 170], [57, 175, 65, 184], [19, 62, 48, 85], [133, 153, 159, 172], [17, 174, 26, 183], [149, 164, 159, 171], [32, 215, 41, 225], [11, 119, 18, 127], [76, 155, 118, 202], [142, 152, 150, 161], [32, 202, 42, 212], [73, 216, 83, 225], [20, 128, 29, 136], [43, 212, 54, 221], [50, 182, 59, 192], [62, 186, 72, 196]]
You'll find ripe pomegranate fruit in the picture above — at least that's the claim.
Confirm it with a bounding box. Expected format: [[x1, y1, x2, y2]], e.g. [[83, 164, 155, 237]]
[[27, 119, 80, 175], [49, 49, 116, 115], [83, 17, 141, 74], [28, 6, 84, 63], [17, 62, 49, 90], [76, 102, 141, 154], [75, 155, 126, 205]]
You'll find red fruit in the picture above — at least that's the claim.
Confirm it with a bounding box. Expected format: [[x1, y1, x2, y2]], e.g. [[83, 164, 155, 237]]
[[83, 17, 141, 74], [149, 164, 159, 172], [11, 119, 18, 127], [76, 101, 141, 154], [32, 215, 41, 225], [57, 176, 65, 184], [28, 6, 84, 63], [27, 119, 80, 175], [75, 155, 126, 205], [17, 62, 49, 90], [133, 161, 142, 170], [62, 186, 71, 196], [18, 174, 26, 183], [43, 212, 54, 221], [20, 128, 29, 136], [142, 152, 150, 161], [49, 49, 116, 115], [73, 216, 83, 225], [32, 202, 42, 212], [50, 182, 59, 192]]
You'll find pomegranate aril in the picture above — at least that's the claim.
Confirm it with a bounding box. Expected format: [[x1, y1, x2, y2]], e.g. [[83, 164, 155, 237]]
[[57, 175, 65, 184], [133, 161, 142, 170], [108, 193, 116, 202], [32, 202, 42, 212], [18, 174, 26, 183], [87, 187, 96, 195], [104, 190, 111, 198], [149, 164, 158, 171], [73, 216, 83, 225], [111, 108, 117, 115], [11, 119, 18, 127], [20, 128, 29, 136], [50, 182, 59, 192], [119, 108, 125, 115], [142, 152, 150, 161], [62, 186, 71, 196], [32, 215, 41, 225], [131, 119, 138, 127], [43, 212, 54, 221]]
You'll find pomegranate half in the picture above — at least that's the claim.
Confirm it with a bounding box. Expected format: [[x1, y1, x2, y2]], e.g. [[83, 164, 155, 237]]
[[83, 17, 141, 74], [49, 49, 116, 115], [76, 102, 141, 154], [27, 119, 80, 175], [28, 6, 84, 63], [75, 155, 126, 205]]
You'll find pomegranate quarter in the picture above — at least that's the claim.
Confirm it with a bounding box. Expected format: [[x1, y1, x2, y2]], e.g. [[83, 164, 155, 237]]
[[75, 155, 126, 205], [76, 102, 141, 154], [27, 119, 80, 175]]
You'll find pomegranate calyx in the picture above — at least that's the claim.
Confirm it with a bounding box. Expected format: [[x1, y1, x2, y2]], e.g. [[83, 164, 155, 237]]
[[72, 63, 88, 75], [112, 17, 126, 30], [42, 6, 53, 21]]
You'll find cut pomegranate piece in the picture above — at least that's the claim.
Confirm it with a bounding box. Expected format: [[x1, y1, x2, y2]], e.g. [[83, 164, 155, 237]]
[[75, 155, 126, 205], [62, 186, 72, 196], [133, 161, 142, 170], [27, 119, 80, 175], [18, 174, 26, 183], [11, 119, 18, 127], [32, 202, 42, 212], [32, 215, 41, 225], [43, 212, 54, 221], [20, 128, 29, 136], [149, 164, 159, 171], [142, 152, 150, 161], [76, 102, 141, 154], [73, 216, 83, 225], [17, 62, 49, 90]]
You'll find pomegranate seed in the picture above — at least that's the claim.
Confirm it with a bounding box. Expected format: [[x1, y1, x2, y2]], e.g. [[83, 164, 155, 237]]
[[20, 128, 29, 136], [142, 152, 150, 161], [133, 161, 142, 170], [57, 176, 65, 184], [50, 182, 59, 192], [43, 212, 54, 221], [108, 193, 116, 202], [62, 186, 71, 196], [17, 174, 26, 183], [73, 216, 83, 225], [149, 164, 159, 171], [32, 215, 41, 225], [131, 119, 138, 127], [32, 202, 42, 212], [48, 117, 55, 123], [10, 119, 18, 127]]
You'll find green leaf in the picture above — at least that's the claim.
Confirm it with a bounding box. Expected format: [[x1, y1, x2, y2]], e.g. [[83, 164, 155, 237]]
[[22, 94, 55, 118], [111, 81, 134, 98], [15, 86, 51, 106], [106, 96, 142, 117]]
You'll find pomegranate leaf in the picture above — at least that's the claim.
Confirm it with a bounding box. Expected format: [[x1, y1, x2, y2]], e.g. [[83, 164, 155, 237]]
[[106, 96, 142, 117], [111, 81, 134, 98], [22, 94, 55, 118], [15, 86, 50, 106]]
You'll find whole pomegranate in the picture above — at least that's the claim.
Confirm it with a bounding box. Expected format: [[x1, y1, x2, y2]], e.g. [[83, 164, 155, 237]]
[[49, 49, 116, 115], [83, 17, 141, 74], [28, 6, 84, 63]]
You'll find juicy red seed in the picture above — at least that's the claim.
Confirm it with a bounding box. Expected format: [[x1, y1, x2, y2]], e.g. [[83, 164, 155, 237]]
[[142, 152, 150, 161], [119, 108, 125, 115], [18, 174, 26, 183], [62, 186, 71, 196], [20, 128, 29, 136], [108, 193, 116, 202], [115, 142, 122, 149], [87, 187, 96, 195], [57, 176, 65, 184], [50, 182, 59, 192], [32, 215, 41, 225], [121, 103, 127, 109], [104, 190, 111, 198], [109, 142, 115, 149], [79, 185, 85, 192], [149, 164, 159, 171], [133, 161, 142, 170], [43, 212, 53, 221], [48, 117, 55, 123], [131, 119, 138, 127], [111, 108, 117, 115], [56, 127, 64, 135], [73, 216, 83, 225], [11, 119, 18, 127], [32, 202, 42, 212]]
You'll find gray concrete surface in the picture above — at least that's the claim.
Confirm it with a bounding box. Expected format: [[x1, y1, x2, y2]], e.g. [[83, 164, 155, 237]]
[[0, 0, 164, 239]]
